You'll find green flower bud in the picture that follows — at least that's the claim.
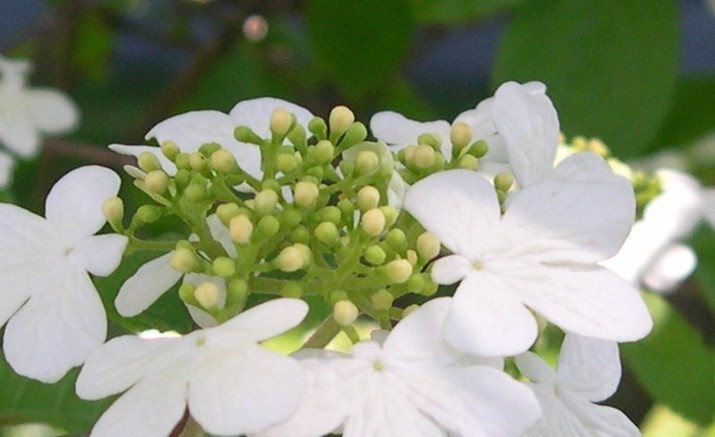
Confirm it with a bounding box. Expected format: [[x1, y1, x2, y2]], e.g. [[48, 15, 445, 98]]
[[174, 153, 191, 170], [216, 203, 241, 226], [234, 126, 263, 145], [416, 232, 441, 260], [450, 122, 472, 153], [194, 281, 220, 310], [287, 124, 307, 147], [254, 189, 279, 215], [468, 140, 489, 158], [340, 122, 368, 149], [179, 282, 197, 305], [364, 245, 387, 265], [227, 278, 248, 305], [315, 221, 340, 245], [199, 142, 221, 157], [290, 225, 310, 244], [135, 205, 162, 224], [174, 169, 191, 187], [270, 108, 294, 138], [494, 172, 514, 192], [402, 304, 420, 318], [338, 159, 354, 177], [102, 196, 124, 225], [310, 140, 335, 164], [417, 133, 441, 149], [282, 207, 302, 227], [138, 152, 162, 173], [160, 140, 180, 161], [184, 183, 207, 202], [308, 116, 328, 140], [360, 208, 386, 237], [355, 150, 379, 175], [406, 273, 426, 293], [413, 144, 435, 169], [294, 181, 320, 209], [189, 152, 208, 172], [330, 290, 349, 304], [317, 206, 341, 224], [333, 300, 359, 327], [379, 206, 398, 227], [306, 166, 324, 180], [211, 149, 238, 173], [371, 289, 394, 311], [458, 154, 479, 170], [229, 214, 253, 244], [357, 185, 380, 211], [212, 257, 235, 278], [257, 215, 280, 237], [329, 105, 355, 136], [144, 170, 169, 195], [420, 278, 439, 296], [170, 247, 197, 273], [276, 153, 299, 174], [385, 259, 412, 284], [406, 249, 418, 266], [496, 188, 507, 204], [385, 229, 407, 253], [337, 199, 355, 226], [281, 282, 303, 298]]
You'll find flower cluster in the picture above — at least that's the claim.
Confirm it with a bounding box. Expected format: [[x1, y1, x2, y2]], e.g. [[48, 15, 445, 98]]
[[0, 84, 655, 436]]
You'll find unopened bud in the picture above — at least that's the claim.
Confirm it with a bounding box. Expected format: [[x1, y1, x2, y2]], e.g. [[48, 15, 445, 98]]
[[138, 152, 162, 173], [370, 289, 394, 311], [413, 144, 435, 169], [269, 109, 292, 138], [360, 208, 386, 237], [135, 205, 162, 224], [184, 183, 207, 202], [160, 140, 180, 161], [254, 189, 279, 215], [275, 244, 311, 272], [212, 257, 235, 278], [174, 169, 191, 187], [379, 206, 398, 227], [340, 122, 368, 148], [364, 245, 387, 265], [458, 154, 478, 170], [228, 279, 248, 305], [211, 149, 238, 173], [417, 133, 441, 149], [494, 172, 514, 192], [310, 140, 334, 164], [179, 282, 197, 304], [276, 153, 299, 174], [450, 122, 472, 151], [385, 259, 412, 284], [385, 229, 407, 253], [174, 153, 191, 170], [294, 181, 320, 208], [216, 203, 241, 226], [170, 248, 197, 273], [318, 206, 341, 224], [234, 126, 263, 145], [287, 124, 306, 146], [144, 170, 169, 194], [402, 304, 420, 318], [308, 116, 328, 140], [406, 249, 418, 266], [229, 215, 253, 244], [406, 273, 425, 293], [290, 225, 310, 244], [102, 197, 124, 224], [329, 105, 354, 136], [189, 152, 207, 172], [357, 186, 380, 211], [416, 232, 440, 260], [355, 150, 380, 175], [194, 281, 220, 310], [469, 140, 489, 158], [333, 300, 359, 326], [257, 215, 280, 237], [315, 221, 340, 245]]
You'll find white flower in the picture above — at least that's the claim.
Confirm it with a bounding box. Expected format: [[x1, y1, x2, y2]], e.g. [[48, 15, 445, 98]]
[[109, 97, 314, 178], [0, 166, 127, 382], [403, 166, 652, 356], [114, 214, 234, 326], [0, 55, 79, 158], [603, 169, 704, 293], [75, 298, 308, 437], [515, 333, 640, 437], [257, 298, 542, 437]]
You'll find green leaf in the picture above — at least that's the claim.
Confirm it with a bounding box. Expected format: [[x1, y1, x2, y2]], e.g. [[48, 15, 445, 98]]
[[690, 224, 715, 316], [412, 0, 528, 25], [306, 0, 415, 98], [0, 352, 108, 432], [72, 12, 113, 79], [621, 293, 715, 426], [492, 0, 678, 158]]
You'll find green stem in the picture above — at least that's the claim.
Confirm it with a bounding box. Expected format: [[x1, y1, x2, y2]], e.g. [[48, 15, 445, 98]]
[[303, 316, 340, 349]]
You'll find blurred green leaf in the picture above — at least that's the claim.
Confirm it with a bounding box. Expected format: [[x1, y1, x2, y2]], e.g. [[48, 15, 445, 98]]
[[72, 12, 113, 79], [306, 0, 415, 99], [492, 0, 678, 158], [690, 225, 715, 316], [412, 0, 528, 25], [621, 293, 715, 426], [0, 352, 108, 432]]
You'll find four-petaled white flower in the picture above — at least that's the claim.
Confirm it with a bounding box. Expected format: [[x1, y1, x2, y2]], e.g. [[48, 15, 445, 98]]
[[257, 298, 542, 437], [76, 298, 308, 437], [0, 166, 127, 382], [404, 165, 652, 356], [110, 97, 314, 179], [515, 333, 640, 437], [0, 55, 79, 158]]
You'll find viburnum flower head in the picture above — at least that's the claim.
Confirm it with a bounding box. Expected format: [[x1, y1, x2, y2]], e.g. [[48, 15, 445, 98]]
[[404, 164, 652, 356], [515, 333, 640, 436], [258, 298, 542, 437], [0, 166, 127, 382], [75, 298, 308, 437]]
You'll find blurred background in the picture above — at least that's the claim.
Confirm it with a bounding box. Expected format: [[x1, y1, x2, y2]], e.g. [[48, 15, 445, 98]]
[[0, 0, 714, 435]]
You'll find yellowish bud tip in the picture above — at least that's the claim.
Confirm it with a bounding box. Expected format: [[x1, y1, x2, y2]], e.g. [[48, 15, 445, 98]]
[[329, 105, 355, 135], [254, 189, 279, 215], [102, 197, 124, 224], [370, 289, 394, 311], [402, 304, 420, 318], [413, 144, 436, 169], [458, 154, 479, 170], [275, 244, 309, 272], [494, 172, 514, 192], [170, 248, 197, 273], [189, 152, 207, 172], [137, 151, 162, 173], [357, 185, 381, 211], [229, 214, 254, 245], [406, 249, 418, 266], [311, 140, 335, 164], [210, 149, 238, 173], [416, 231, 441, 260], [160, 140, 180, 161], [385, 259, 413, 284], [270, 108, 294, 138], [333, 300, 359, 326], [355, 150, 380, 175], [360, 208, 386, 237], [144, 170, 169, 194], [450, 121, 473, 150], [194, 281, 221, 310], [294, 181, 320, 208]]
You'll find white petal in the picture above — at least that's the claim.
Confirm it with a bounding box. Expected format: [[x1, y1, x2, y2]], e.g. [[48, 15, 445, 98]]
[[491, 81, 559, 186], [514, 264, 653, 342], [430, 254, 472, 285], [89, 376, 187, 437], [207, 213, 236, 257], [551, 152, 615, 182], [4, 268, 106, 383], [189, 346, 305, 435], [501, 177, 635, 263], [556, 333, 621, 402], [224, 141, 263, 179], [0, 114, 39, 157], [114, 252, 182, 317], [147, 110, 236, 151], [73, 233, 128, 276], [515, 351, 556, 383], [404, 169, 500, 259], [24, 88, 79, 134], [229, 97, 314, 139], [370, 111, 450, 150], [560, 393, 640, 437], [642, 243, 697, 293], [444, 273, 538, 356], [44, 165, 121, 240], [76, 335, 183, 400], [217, 298, 309, 342], [108, 144, 177, 175]]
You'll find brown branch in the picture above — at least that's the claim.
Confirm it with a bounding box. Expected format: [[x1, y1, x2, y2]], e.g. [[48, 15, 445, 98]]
[[43, 138, 135, 169]]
